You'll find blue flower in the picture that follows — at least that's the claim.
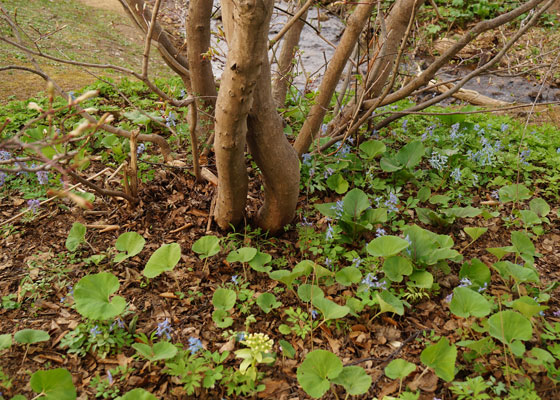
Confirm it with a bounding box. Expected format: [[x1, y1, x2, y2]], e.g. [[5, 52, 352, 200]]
[[352, 257, 362, 268], [165, 112, 176, 128], [311, 309, 318, 319], [36, 170, 49, 185], [0, 150, 11, 161], [429, 152, 448, 171], [325, 223, 335, 241], [137, 143, 146, 155], [384, 192, 399, 212], [27, 199, 40, 213], [180, 89, 186, 98], [231, 275, 239, 285], [301, 217, 313, 227], [401, 119, 408, 131], [325, 257, 333, 270], [520, 149, 531, 165], [236, 332, 246, 342], [501, 123, 509, 132], [107, 370, 113, 385], [0, 172, 6, 186], [491, 190, 500, 201], [323, 167, 335, 179], [156, 319, 173, 340], [376, 228, 386, 237], [451, 167, 461, 183], [90, 325, 102, 337], [188, 337, 203, 354], [444, 293, 453, 303], [459, 277, 472, 287], [331, 200, 344, 218], [302, 153, 312, 166]]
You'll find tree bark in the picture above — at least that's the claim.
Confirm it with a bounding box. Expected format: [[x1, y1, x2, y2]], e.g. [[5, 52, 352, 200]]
[[271, 0, 309, 107], [248, 56, 300, 234], [214, 0, 274, 230], [187, 0, 217, 136], [293, 1, 375, 157]]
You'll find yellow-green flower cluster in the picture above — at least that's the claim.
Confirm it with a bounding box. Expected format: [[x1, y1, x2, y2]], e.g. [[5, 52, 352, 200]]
[[244, 333, 273, 353]]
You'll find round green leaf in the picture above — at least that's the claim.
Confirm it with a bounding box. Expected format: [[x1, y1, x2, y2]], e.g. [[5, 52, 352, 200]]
[[359, 140, 386, 159], [14, 329, 50, 345], [120, 388, 158, 400], [383, 256, 412, 282], [256, 293, 282, 313], [227, 247, 257, 263], [529, 198, 550, 217], [384, 359, 416, 380], [420, 337, 457, 382], [297, 350, 343, 398], [408, 270, 433, 289], [192, 235, 221, 259], [0, 334, 12, 350], [248, 251, 272, 272], [488, 310, 533, 345], [212, 309, 233, 328], [143, 243, 181, 278], [115, 231, 145, 262], [74, 272, 126, 320], [335, 267, 362, 286], [327, 173, 349, 194], [376, 290, 404, 316], [212, 288, 236, 310], [30, 368, 76, 400], [449, 287, 491, 318], [331, 366, 372, 395], [367, 236, 409, 258], [65, 222, 86, 252], [297, 284, 324, 303]]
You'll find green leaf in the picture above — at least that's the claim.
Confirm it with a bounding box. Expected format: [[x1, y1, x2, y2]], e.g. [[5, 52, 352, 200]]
[[143, 243, 181, 278], [297, 350, 343, 398], [511, 231, 535, 256], [335, 267, 362, 286], [408, 270, 433, 289], [486, 246, 510, 261], [297, 284, 324, 302], [279, 339, 296, 359], [512, 296, 547, 320], [443, 207, 481, 218], [342, 188, 371, 217], [132, 341, 178, 362], [488, 310, 533, 346], [449, 287, 491, 318], [332, 366, 372, 395], [0, 334, 12, 350], [529, 198, 550, 217], [227, 247, 257, 263], [212, 288, 236, 310], [383, 256, 413, 282], [396, 141, 425, 169], [120, 388, 158, 400], [192, 235, 221, 259], [417, 186, 431, 202], [212, 309, 233, 328], [248, 251, 272, 273], [420, 337, 457, 382], [367, 235, 409, 258], [380, 156, 403, 172], [459, 259, 491, 290], [74, 272, 126, 320], [65, 222, 86, 252], [327, 173, 349, 194], [14, 329, 50, 344], [519, 210, 541, 226], [464, 227, 487, 241], [123, 110, 163, 125], [312, 296, 350, 321], [30, 368, 76, 400], [114, 232, 145, 263], [376, 290, 404, 315], [498, 184, 531, 203], [256, 293, 282, 313], [359, 140, 386, 159], [384, 359, 416, 380]]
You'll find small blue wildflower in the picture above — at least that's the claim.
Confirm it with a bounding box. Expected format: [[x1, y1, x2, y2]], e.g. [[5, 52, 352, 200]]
[[352, 257, 362, 268], [500, 123, 509, 132], [0, 172, 6, 186], [552, 310, 560, 318], [429, 152, 448, 171], [325, 223, 334, 241], [90, 325, 102, 337], [331, 200, 344, 218], [374, 196, 383, 207], [165, 112, 176, 128], [491, 190, 500, 201], [339, 143, 351, 156], [188, 337, 203, 354], [459, 277, 472, 287], [311, 309, 318, 319], [361, 273, 378, 288], [68, 91, 76, 101], [309, 168, 315, 176], [156, 319, 172, 340], [302, 153, 312, 166], [236, 332, 246, 342], [376, 227, 386, 237], [451, 167, 461, 183], [401, 119, 408, 131], [556, 147, 560, 154], [384, 192, 399, 213], [323, 167, 335, 179], [137, 143, 146, 155], [321, 124, 328, 134], [404, 235, 412, 256], [231, 275, 239, 285], [347, 137, 354, 144], [478, 282, 488, 293], [27, 199, 40, 213], [301, 217, 313, 227], [180, 89, 186, 98], [36, 170, 49, 185], [444, 293, 453, 303], [60, 297, 65, 303], [520, 149, 531, 165], [325, 257, 333, 270], [68, 285, 74, 296], [472, 173, 478, 185], [107, 370, 113, 385], [0, 150, 10, 161]]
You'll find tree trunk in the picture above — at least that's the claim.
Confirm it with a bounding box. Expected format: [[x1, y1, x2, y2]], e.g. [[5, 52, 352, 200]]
[[248, 56, 300, 234], [214, 0, 274, 230], [187, 0, 217, 137], [293, 1, 375, 157], [271, 0, 308, 108]]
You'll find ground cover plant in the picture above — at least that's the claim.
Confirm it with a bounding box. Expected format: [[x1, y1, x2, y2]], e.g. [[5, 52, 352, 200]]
[[1, 0, 560, 399]]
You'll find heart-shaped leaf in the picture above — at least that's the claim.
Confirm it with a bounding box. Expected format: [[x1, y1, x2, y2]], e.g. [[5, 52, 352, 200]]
[[449, 287, 491, 318], [383, 256, 413, 282], [212, 309, 233, 328], [143, 243, 181, 278], [376, 290, 404, 316], [312, 296, 350, 321], [297, 350, 343, 398], [30, 368, 76, 400], [74, 272, 126, 320], [367, 236, 410, 258], [114, 232, 145, 263], [212, 288, 236, 310], [331, 365, 372, 395], [464, 227, 487, 241], [359, 140, 386, 159], [384, 359, 416, 380], [227, 247, 257, 263], [256, 293, 282, 313], [335, 267, 362, 286], [420, 337, 457, 382], [192, 235, 221, 259], [132, 341, 178, 362], [65, 222, 86, 252], [14, 329, 50, 345], [488, 310, 532, 346], [0, 334, 12, 350]]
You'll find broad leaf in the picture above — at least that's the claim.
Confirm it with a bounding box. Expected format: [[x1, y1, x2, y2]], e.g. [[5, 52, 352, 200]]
[[335, 267, 362, 286], [30, 368, 76, 400], [359, 140, 386, 159], [227, 247, 257, 263], [132, 341, 178, 362], [143, 243, 181, 278], [65, 222, 86, 252], [449, 287, 491, 318], [396, 141, 425, 169], [14, 329, 50, 344], [420, 337, 457, 382], [384, 359, 416, 380], [326, 173, 349, 194], [498, 184, 531, 203], [114, 232, 145, 263], [192, 235, 221, 259], [488, 310, 532, 346], [383, 256, 413, 282], [376, 290, 404, 315], [464, 227, 487, 241], [212, 288, 236, 310], [367, 235, 409, 258], [312, 296, 350, 321], [331, 366, 372, 395], [121, 389, 158, 400], [256, 293, 282, 313], [74, 272, 126, 320], [0, 334, 12, 350], [297, 350, 343, 398]]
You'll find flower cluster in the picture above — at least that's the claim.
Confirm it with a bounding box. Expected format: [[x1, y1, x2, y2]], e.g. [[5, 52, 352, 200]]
[[36, 170, 49, 185], [467, 137, 501, 167], [27, 199, 40, 213], [429, 152, 448, 171], [450, 167, 462, 183], [156, 319, 173, 340], [331, 200, 344, 218], [165, 111, 176, 128], [361, 273, 387, 290], [243, 333, 274, 354], [188, 337, 203, 354], [384, 192, 399, 213]]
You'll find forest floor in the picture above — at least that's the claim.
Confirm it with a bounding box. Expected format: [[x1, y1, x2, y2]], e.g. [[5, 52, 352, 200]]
[[1, 1, 560, 400]]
